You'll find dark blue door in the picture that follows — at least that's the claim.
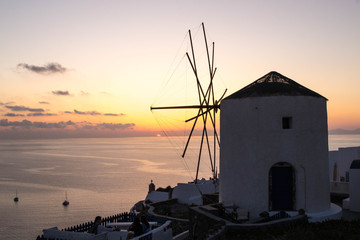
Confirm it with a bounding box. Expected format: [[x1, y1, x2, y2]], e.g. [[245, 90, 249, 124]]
[[271, 166, 293, 210]]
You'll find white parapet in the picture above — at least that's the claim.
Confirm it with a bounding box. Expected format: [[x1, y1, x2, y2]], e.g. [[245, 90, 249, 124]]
[[172, 179, 218, 205], [269, 203, 342, 223], [306, 203, 342, 222]]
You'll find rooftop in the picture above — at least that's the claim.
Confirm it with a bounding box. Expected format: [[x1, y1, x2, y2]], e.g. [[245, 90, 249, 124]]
[[225, 71, 326, 100]]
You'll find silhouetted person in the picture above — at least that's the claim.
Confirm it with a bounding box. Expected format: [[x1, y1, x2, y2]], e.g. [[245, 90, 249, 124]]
[[127, 216, 143, 239], [141, 215, 150, 233], [89, 216, 113, 235]]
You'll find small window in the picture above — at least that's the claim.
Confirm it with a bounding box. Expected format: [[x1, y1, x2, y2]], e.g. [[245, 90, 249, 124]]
[[282, 117, 292, 129]]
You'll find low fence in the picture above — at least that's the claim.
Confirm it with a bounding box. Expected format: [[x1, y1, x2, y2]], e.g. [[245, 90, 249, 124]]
[[36, 212, 136, 239]]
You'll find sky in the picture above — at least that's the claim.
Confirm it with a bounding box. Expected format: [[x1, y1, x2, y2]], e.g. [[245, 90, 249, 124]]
[[0, 0, 359, 139]]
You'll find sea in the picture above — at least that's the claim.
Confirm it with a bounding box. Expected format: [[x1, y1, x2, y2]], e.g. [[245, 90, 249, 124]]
[[0, 135, 360, 240]]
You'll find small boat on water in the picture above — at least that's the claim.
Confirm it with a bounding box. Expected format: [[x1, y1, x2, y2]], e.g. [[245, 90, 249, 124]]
[[62, 192, 69, 206], [13, 189, 19, 202]]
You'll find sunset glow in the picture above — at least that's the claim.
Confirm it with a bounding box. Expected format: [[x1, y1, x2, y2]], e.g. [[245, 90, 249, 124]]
[[1, 1, 359, 138]]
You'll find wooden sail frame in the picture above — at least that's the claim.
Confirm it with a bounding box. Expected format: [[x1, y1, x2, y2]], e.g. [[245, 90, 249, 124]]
[[151, 23, 226, 183]]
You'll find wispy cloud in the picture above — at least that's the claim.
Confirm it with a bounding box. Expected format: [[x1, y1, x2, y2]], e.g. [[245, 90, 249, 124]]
[[5, 105, 44, 112], [4, 113, 25, 117], [27, 113, 57, 117], [0, 119, 74, 129], [17, 62, 67, 74], [39, 101, 50, 104], [0, 119, 135, 131], [96, 123, 135, 130], [0, 119, 32, 128], [104, 113, 125, 116], [66, 120, 76, 126], [74, 109, 101, 115], [32, 122, 68, 129], [77, 122, 135, 130], [66, 110, 125, 117], [52, 90, 70, 96]]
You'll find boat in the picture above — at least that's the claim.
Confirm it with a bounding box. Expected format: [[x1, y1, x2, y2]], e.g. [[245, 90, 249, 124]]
[[62, 192, 69, 206], [13, 189, 19, 202]]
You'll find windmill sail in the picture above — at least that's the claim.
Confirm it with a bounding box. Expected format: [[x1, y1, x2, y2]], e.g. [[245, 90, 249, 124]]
[[151, 23, 226, 182]]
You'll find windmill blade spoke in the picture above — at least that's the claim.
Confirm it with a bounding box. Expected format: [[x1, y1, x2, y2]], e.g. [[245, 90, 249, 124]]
[[204, 125, 214, 173], [211, 108, 221, 146], [214, 125, 220, 146], [151, 105, 217, 110], [195, 127, 206, 183], [211, 42, 215, 77], [208, 108, 220, 147], [185, 52, 202, 101], [211, 68, 217, 104], [206, 108, 216, 130], [218, 89, 228, 102], [188, 30, 208, 105], [204, 68, 216, 99], [197, 104, 215, 176], [182, 109, 201, 158], [213, 108, 217, 177], [202, 22, 213, 81], [188, 29, 197, 74], [200, 103, 216, 174], [185, 52, 203, 103], [185, 107, 216, 123], [186, 53, 209, 104]]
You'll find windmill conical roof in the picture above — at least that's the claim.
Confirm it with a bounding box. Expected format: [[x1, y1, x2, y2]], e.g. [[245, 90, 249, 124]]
[[225, 71, 326, 100]]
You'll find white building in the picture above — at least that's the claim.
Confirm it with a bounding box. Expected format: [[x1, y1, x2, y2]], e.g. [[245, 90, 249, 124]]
[[329, 146, 360, 182], [172, 178, 219, 205], [349, 160, 360, 212], [220, 71, 331, 219]]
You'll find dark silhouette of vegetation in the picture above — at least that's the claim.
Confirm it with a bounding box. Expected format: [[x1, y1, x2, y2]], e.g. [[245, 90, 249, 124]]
[[226, 220, 360, 240]]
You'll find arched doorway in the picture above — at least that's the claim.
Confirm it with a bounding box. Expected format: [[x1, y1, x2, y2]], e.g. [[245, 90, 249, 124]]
[[269, 162, 295, 210]]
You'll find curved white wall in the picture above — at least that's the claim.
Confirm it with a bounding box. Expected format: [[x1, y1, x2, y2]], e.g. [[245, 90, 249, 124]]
[[219, 96, 330, 218]]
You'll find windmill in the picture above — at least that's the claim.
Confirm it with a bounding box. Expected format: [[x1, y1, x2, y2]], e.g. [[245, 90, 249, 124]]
[[151, 23, 227, 183]]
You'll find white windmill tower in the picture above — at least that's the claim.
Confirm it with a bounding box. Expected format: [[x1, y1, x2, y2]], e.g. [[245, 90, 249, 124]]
[[220, 72, 341, 220]]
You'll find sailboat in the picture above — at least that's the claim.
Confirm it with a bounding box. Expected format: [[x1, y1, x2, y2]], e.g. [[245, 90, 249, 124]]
[[62, 192, 69, 206], [13, 189, 19, 202]]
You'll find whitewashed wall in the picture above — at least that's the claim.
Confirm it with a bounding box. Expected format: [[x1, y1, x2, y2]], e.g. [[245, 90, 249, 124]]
[[172, 180, 218, 205], [220, 96, 330, 218], [338, 147, 360, 181], [350, 163, 360, 212]]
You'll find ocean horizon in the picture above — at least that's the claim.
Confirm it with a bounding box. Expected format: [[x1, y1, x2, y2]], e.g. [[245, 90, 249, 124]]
[[0, 135, 359, 240]]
